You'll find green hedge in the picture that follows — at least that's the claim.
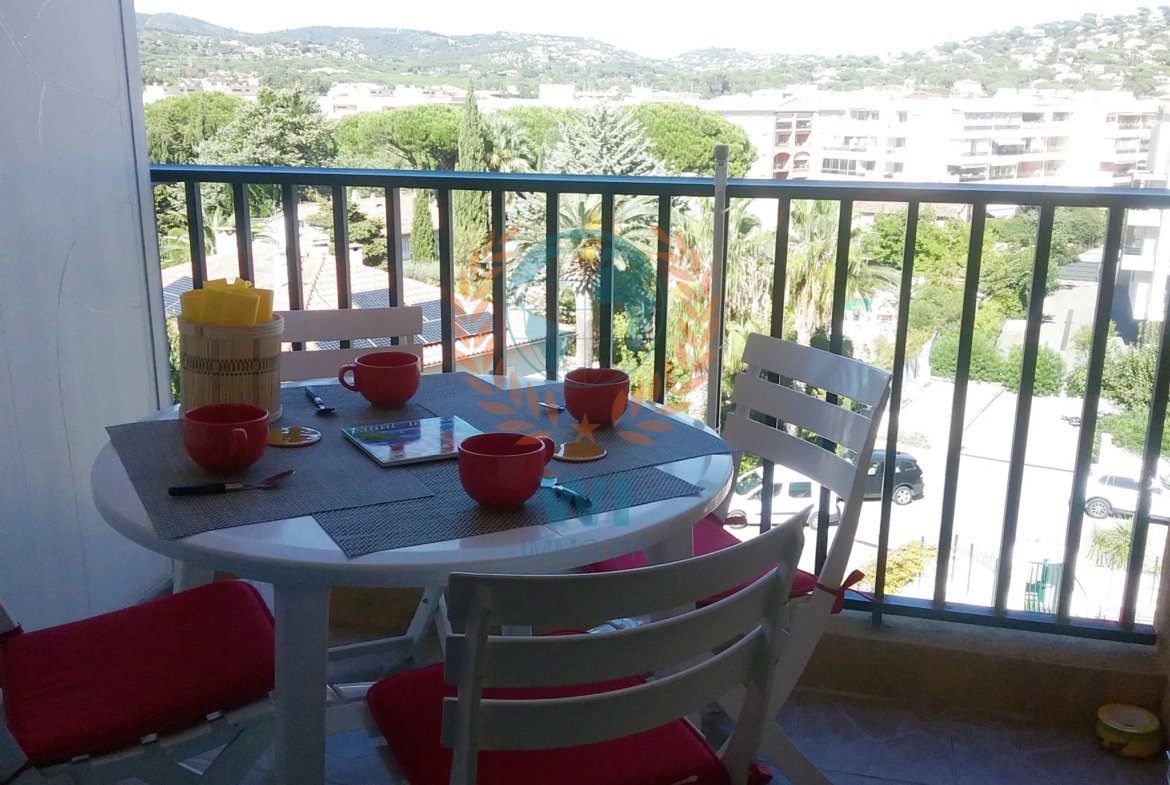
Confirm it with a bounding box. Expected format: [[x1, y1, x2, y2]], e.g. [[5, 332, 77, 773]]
[[929, 330, 1003, 382], [1001, 345, 1066, 396]]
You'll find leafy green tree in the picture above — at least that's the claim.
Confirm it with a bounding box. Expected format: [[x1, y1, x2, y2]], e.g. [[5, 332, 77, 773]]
[[336, 106, 460, 170], [786, 200, 897, 345], [545, 105, 663, 177], [929, 329, 1003, 382], [495, 106, 577, 168], [145, 92, 244, 164], [483, 114, 535, 173], [305, 196, 387, 268], [410, 190, 438, 266], [453, 89, 490, 267], [198, 88, 336, 169], [630, 103, 757, 177]]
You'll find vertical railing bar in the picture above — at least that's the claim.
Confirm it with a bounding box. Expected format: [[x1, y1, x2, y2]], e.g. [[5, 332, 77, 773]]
[[933, 204, 987, 606], [545, 192, 560, 380], [385, 186, 405, 346], [491, 189, 507, 376], [760, 198, 792, 536], [184, 181, 207, 289], [332, 185, 352, 349], [994, 204, 1055, 615], [1056, 207, 1124, 623], [874, 201, 920, 626], [1121, 276, 1170, 626], [280, 183, 304, 350], [232, 182, 254, 282], [816, 198, 853, 574], [654, 195, 671, 404], [599, 192, 615, 369], [437, 188, 456, 373]]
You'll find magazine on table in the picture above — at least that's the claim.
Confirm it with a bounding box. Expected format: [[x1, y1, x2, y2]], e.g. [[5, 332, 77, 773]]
[[342, 416, 481, 467]]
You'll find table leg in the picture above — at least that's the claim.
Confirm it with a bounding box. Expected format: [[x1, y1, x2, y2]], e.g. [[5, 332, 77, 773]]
[[274, 583, 331, 785], [172, 560, 215, 592]]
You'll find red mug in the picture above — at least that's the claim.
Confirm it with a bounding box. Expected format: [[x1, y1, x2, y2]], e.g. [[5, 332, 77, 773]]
[[458, 433, 556, 510], [181, 403, 269, 475], [563, 368, 630, 426], [339, 351, 421, 408]]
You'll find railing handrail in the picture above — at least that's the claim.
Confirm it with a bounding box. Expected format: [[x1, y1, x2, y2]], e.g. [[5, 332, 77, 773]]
[[149, 164, 1170, 209]]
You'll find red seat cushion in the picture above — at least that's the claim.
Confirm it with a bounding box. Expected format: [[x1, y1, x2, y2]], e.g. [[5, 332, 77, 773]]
[[367, 659, 771, 785], [0, 580, 275, 766], [587, 513, 822, 607]]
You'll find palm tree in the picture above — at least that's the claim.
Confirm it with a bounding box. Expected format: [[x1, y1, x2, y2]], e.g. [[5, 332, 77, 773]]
[[483, 115, 535, 173], [787, 199, 897, 345]]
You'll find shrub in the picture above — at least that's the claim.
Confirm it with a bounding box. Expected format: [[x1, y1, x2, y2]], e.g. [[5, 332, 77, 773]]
[[858, 540, 938, 594], [929, 330, 1003, 382], [1001, 345, 1066, 396]]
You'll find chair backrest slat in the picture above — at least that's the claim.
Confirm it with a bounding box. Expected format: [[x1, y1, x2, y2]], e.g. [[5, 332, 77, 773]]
[[278, 307, 422, 344], [444, 510, 808, 628], [731, 372, 873, 453], [444, 570, 776, 689], [740, 334, 888, 406], [441, 626, 767, 753], [723, 412, 856, 497], [276, 307, 424, 383]]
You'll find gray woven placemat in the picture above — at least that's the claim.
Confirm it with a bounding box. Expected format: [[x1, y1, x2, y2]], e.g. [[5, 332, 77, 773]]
[[421, 380, 735, 481], [312, 461, 702, 557], [107, 384, 441, 540]]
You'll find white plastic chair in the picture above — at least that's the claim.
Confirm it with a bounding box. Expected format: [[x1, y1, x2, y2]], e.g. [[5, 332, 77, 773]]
[[719, 334, 892, 785], [0, 582, 274, 785], [278, 306, 424, 381], [362, 510, 808, 785]]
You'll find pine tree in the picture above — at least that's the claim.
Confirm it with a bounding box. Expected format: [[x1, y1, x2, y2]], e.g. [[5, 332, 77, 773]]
[[453, 87, 489, 268], [410, 189, 438, 265], [544, 105, 662, 177]]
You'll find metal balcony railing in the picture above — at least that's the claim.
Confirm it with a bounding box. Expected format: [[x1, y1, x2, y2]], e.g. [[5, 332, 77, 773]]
[[150, 163, 1170, 645]]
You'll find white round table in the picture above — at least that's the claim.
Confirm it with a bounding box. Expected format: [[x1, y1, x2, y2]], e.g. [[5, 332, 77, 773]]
[[90, 377, 734, 785]]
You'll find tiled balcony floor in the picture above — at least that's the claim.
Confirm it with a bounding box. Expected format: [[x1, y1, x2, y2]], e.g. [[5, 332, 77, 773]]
[[230, 687, 1164, 785]]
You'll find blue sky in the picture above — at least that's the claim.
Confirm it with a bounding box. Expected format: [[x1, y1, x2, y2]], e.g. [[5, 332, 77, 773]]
[[135, 0, 1147, 59]]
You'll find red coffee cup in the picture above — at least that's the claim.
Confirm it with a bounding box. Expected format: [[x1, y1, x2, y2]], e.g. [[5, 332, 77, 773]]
[[181, 403, 269, 475], [563, 368, 630, 426], [458, 433, 556, 511], [339, 351, 421, 408]]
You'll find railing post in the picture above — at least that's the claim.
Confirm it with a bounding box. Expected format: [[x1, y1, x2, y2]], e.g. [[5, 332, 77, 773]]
[[545, 192, 559, 380], [184, 181, 207, 288], [994, 205, 1054, 615], [598, 192, 615, 369], [332, 185, 352, 348], [760, 198, 792, 536], [874, 201, 920, 625], [706, 144, 730, 430], [1057, 207, 1124, 623], [653, 195, 671, 404], [491, 189, 506, 376], [934, 204, 987, 606], [437, 188, 456, 373], [281, 183, 304, 350], [385, 187, 405, 316], [232, 182, 254, 282]]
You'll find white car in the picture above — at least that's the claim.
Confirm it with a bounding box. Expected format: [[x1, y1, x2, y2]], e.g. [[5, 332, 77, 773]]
[[727, 466, 840, 529], [1083, 468, 1170, 523]]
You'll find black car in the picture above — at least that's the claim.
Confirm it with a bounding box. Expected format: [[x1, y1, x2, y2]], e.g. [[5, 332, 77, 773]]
[[863, 450, 925, 505]]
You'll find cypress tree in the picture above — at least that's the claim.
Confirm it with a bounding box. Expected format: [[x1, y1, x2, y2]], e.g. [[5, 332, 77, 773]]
[[453, 86, 489, 268], [410, 189, 438, 265]]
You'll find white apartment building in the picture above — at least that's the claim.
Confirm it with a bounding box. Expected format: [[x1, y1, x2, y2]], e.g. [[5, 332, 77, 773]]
[[1120, 122, 1170, 326]]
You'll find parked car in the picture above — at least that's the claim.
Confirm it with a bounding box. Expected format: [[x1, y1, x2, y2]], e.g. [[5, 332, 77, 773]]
[[727, 466, 839, 529], [863, 450, 925, 506], [1083, 469, 1170, 522]]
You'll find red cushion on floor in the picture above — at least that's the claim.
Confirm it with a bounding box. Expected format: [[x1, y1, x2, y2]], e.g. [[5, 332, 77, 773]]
[[0, 580, 275, 766], [587, 513, 821, 607], [367, 660, 771, 785]]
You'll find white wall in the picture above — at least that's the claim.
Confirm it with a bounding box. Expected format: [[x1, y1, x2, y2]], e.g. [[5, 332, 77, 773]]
[[0, 0, 172, 628]]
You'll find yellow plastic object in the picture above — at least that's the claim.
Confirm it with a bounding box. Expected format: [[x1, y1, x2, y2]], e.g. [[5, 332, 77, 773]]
[[1096, 704, 1161, 758], [201, 286, 261, 327], [179, 289, 208, 323], [205, 278, 253, 291], [255, 287, 274, 324]]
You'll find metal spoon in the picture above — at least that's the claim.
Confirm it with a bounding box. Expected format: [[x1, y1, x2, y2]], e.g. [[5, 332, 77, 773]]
[[540, 476, 592, 510], [305, 386, 336, 415], [538, 401, 565, 412], [169, 470, 295, 497]]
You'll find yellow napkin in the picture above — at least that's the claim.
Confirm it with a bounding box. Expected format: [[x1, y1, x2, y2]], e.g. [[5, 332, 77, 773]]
[[181, 278, 273, 326]]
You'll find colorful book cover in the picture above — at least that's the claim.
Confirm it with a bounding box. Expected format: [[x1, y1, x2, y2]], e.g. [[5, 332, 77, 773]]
[[342, 416, 481, 467]]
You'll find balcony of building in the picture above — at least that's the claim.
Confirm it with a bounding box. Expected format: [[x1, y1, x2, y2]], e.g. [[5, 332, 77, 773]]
[[9, 9, 1170, 785]]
